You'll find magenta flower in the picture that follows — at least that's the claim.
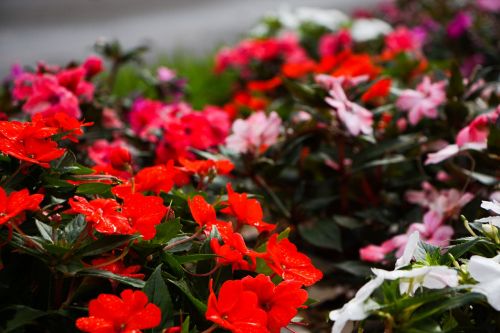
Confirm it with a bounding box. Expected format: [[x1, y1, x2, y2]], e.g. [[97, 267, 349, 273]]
[[225, 111, 282, 155], [446, 11, 472, 39], [129, 98, 165, 141], [325, 80, 373, 136], [396, 76, 446, 125]]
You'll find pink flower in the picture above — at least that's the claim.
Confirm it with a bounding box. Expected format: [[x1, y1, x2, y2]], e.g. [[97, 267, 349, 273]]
[[325, 80, 373, 136], [456, 107, 500, 147], [225, 111, 282, 155], [102, 108, 124, 129], [201, 106, 231, 144], [83, 55, 104, 77], [476, 0, 500, 12], [129, 98, 165, 141], [446, 11, 473, 38], [318, 29, 352, 57], [426, 106, 500, 164], [19, 75, 81, 118], [396, 76, 446, 125], [157, 66, 176, 82], [385, 26, 424, 55], [56, 67, 94, 101]]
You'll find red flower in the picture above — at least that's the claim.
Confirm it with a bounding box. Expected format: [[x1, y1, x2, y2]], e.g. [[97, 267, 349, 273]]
[[264, 234, 323, 286], [241, 274, 308, 333], [210, 231, 255, 271], [188, 195, 233, 239], [83, 55, 104, 78], [68, 196, 134, 235], [0, 120, 65, 168], [206, 280, 268, 333], [0, 187, 44, 225], [120, 193, 168, 240], [247, 77, 282, 92], [281, 61, 316, 79], [32, 112, 92, 142], [361, 78, 392, 104], [76, 289, 161, 333], [179, 158, 234, 177], [90, 257, 145, 280], [221, 184, 275, 233]]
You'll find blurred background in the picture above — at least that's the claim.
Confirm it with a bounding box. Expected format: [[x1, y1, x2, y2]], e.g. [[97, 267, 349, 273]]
[[0, 0, 379, 75]]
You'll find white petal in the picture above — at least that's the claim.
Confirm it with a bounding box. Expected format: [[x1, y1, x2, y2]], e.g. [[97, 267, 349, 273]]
[[395, 231, 420, 269]]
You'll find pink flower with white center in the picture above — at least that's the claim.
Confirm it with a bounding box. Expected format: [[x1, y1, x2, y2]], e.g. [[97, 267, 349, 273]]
[[225, 111, 282, 155], [405, 182, 474, 221], [325, 80, 373, 136], [396, 76, 446, 125]]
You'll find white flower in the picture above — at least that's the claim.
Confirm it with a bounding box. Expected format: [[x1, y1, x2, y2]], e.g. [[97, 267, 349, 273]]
[[350, 18, 392, 42], [395, 231, 420, 269], [277, 6, 349, 30], [330, 276, 384, 333], [468, 255, 500, 310], [373, 266, 459, 295], [476, 200, 500, 227]]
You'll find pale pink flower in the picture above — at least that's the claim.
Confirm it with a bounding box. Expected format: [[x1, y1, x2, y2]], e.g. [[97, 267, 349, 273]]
[[102, 108, 124, 129], [225, 111, 282, 155], [157, 66, 176, 82], [476, 0, 500, 12], [396, 76, 446, 125], [325, 80, 373, 136]]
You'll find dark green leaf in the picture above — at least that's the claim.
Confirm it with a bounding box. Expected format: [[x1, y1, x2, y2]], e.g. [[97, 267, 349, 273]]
[[167, 279, 207, 314], [153, 218, 182, 245], [76, 183, 112, 195], [77, 268, 145, 288], [298, 219, 342, 251], [1, 305, 47, 332], [143, 265, 174, 329], [76, 234, 138, 257]]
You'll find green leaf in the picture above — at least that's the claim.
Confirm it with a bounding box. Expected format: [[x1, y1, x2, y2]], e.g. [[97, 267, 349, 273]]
[[143, 265, 174, 329], [164, 236, 193, 253], [298, 219, 342, 251], [174, 254, 215, 264], [333, 261, 372, 277], [161, 252, 184, 278], [181, 316, 190, 333], [487, 121, 500, 155], [0, 305, 47, 332], [76, 183, 112, 195], [64, 215, 87, 244], [60, 163, 95, 175], [35, 220, 54, 243], [77, 268, 145, 288], [76, 234, 138, 257], [152, 218, 182, 244], [167, 279, 207, 314], [442, 238, 481, 263]]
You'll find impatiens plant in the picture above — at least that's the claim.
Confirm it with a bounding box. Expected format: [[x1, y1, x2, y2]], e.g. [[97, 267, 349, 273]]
[[0, 0, 499, 332]]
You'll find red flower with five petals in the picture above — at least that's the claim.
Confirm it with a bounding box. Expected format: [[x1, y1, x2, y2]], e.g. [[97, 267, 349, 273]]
[[210, 231, 255, 271], [264, 234, 323, 286], [188, 195, 233, 239], [0, 120, 65, 168], [221, 184, 275, 233], [206, 280, 268, 333], [76, 289, 161, 333], [241, 274, 308, 333], [0, 187, 44, 226], [68, 196, 134, 235]]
